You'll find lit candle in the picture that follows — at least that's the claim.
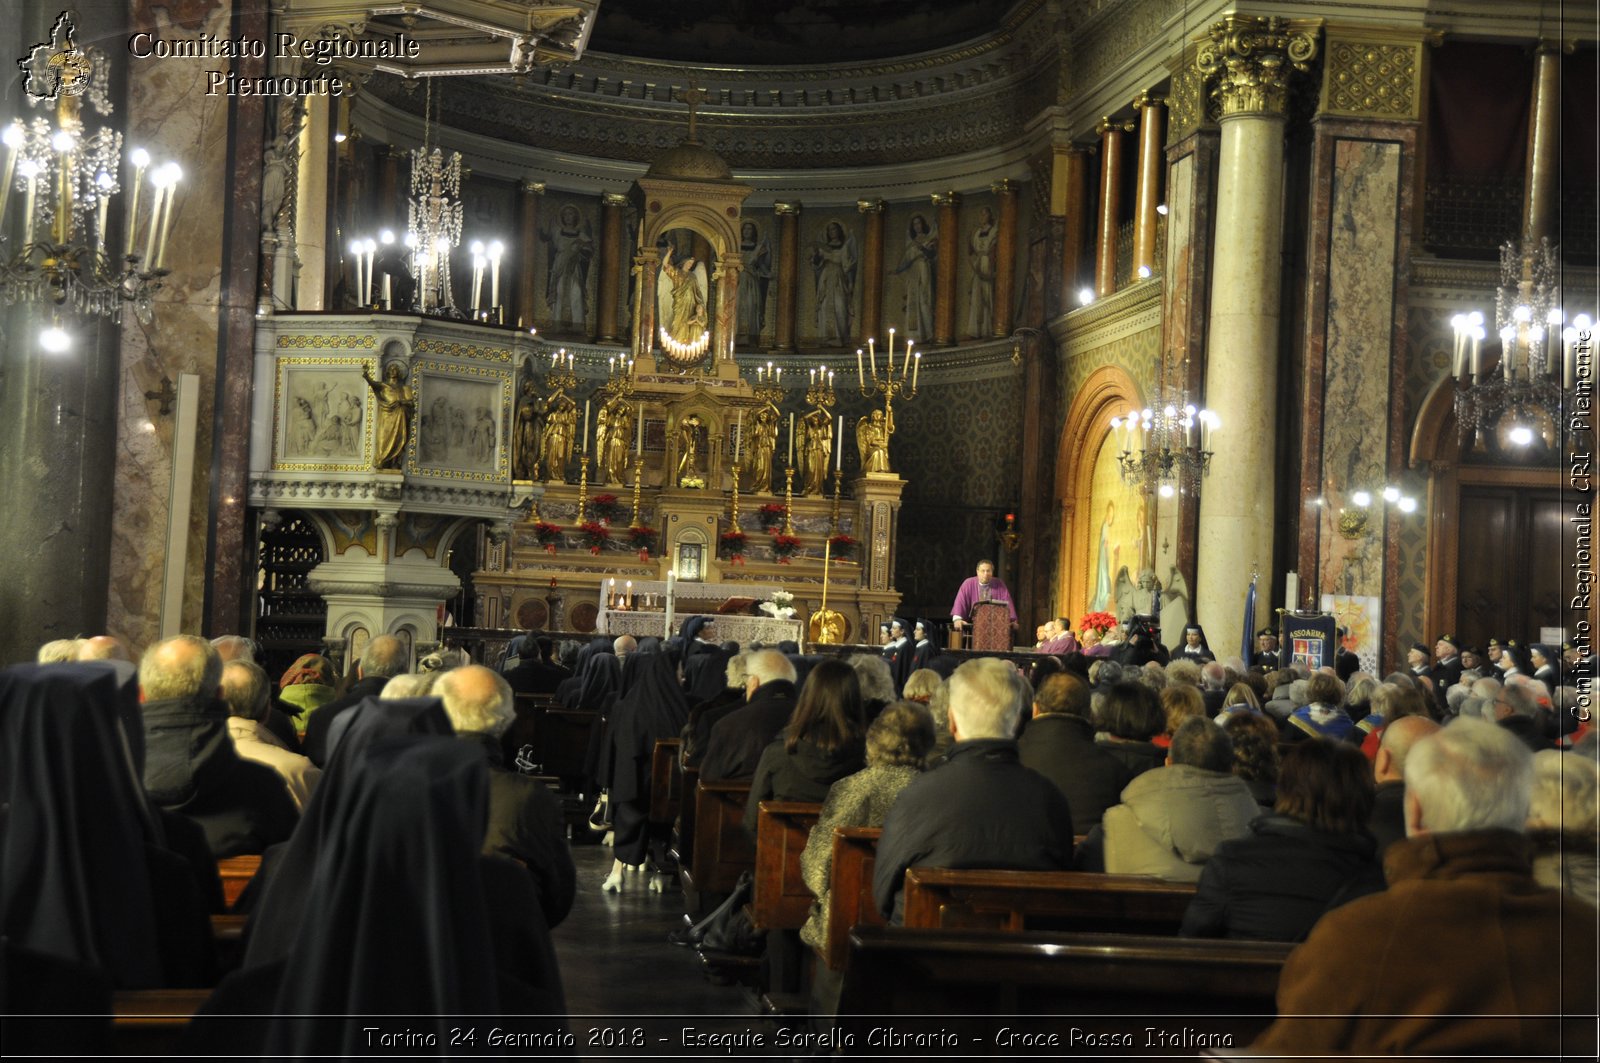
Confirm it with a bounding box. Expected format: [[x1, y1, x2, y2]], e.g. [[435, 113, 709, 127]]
[[636, 402, 643, 455], [856, 348, 864, 385], [19, 159, 40, 248], [141, 171, 167, 265], [887, 327, 896, 371], [488, 240, 503, 311], [582, 398, 591, 452], [912, 351, 920, 391], [903, 341, 913, 378], [1501, 326, 1517, 382], [383, 272, 393, 310], [470, 241, 485, 311], [734, 410, 743, 462], [867, 338, 876, 377], [93, 172, 112, 257], [363, 239, 376, 305], [787, 412, 795, 466], [810, 368, 817, 386], [156, 164, 182, 269], [123, 147, 148, 257], [835, 415, 843, 471]]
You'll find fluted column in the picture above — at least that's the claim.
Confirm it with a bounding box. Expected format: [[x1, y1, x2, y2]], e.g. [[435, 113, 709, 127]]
[[293, 93, 331, 309], [1094, 116, 1132, 297], [1195, 14, 1320, 647], [932, 191, 959, 345], [992, 179, 1020, 337], [1523, 43, 1561, 246], [774, 202, 801, 352], [1058, 145, 1092, 306], [1132, 93, 1166, 279], [597, 192, 627, 341], [857, 198, 885, 343], [514, 181, 543, 330]]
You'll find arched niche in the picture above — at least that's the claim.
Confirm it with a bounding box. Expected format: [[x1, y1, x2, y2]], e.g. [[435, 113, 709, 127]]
[[1055, 365, 1145, 625], [633, 170, 752, 367]]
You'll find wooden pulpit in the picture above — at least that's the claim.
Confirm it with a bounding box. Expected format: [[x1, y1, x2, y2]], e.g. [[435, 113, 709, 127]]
[[970, 600, 1012, 653]]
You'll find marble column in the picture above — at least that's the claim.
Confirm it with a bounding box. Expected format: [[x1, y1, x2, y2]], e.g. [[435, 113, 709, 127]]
[[1132, 93, 1167, 279], [1057, 145, 1092, 305], [515, 181, 544, 330], [932, 192, 960, 345], [993, 179, 1020, 337], [632, 246, 660, 361], [1523, 44, 1561, 246], [1016, 330, 1057, 626], [774, 202, 801, 352], [597, 192, 627, 341], [1094, 117, 1132, 298], [1195, 15, 1320, 649], [712, 252, 741, 363], [857, 198, 885, 343], [294, 93, 331, 310]]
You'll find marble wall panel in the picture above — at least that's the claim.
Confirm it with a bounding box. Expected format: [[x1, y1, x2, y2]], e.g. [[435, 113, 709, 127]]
[[794, 209, 863, 349], [1317, 139, 1401, 601]]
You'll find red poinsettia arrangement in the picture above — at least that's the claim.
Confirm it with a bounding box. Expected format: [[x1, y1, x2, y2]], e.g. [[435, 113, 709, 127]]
[[756, 503, 786, 531], [588, 493, 624, 524], [1079, 610, 1117, 635], [826, 533, 857, 562], [532, 521, 563, 555], [627, 525, 659, 561], [577, 520, 611, 555], [770, 531, 802, 563], [718, 530, 749, 564]]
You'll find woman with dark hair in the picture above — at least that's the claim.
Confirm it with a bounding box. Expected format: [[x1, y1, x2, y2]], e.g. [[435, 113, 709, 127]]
[[601, 652, 690, 892], [1221, 710, 1280, 807], [745, 658, 866, 828], [1094, 681, 1167, 779], [1181, 739, 1384, 941]]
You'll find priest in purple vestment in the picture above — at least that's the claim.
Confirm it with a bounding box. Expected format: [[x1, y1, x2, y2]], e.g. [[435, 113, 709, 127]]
[[950, 560, 1018, 630]]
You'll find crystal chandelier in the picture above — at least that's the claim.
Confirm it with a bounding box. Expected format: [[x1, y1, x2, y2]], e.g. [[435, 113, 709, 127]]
[[1109, 356, 1218, 497], [403, 80, 462, 316], [1450, 238, 1589, 449], [0, 14, 180, 342]]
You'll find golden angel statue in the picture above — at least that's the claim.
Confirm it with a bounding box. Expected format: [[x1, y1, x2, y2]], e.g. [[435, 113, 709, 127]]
[[800, 407, 833, 496], [741, 403, 780, 493], [539, 390, 577, 481], [596, 395, 635, 486], [855, 406, 894, 474]]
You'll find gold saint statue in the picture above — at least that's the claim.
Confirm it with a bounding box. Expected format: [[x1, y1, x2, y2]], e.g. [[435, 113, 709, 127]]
[[512, 378, 541, 481], [800, 407, 833, 496], [539, 390, 577, 481], [661, 249, 708, 347], [363, 362, 416, 471], [676, 413, 704, 487], [741, 403, 780, 493], [595, 395, 635, 486], [855, 406, 894, 474]]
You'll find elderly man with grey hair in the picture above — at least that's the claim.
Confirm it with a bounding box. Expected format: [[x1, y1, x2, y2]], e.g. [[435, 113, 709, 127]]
[[698, 649, 800, 781], [1250, 718, 1597, 1058], [303, 634, 411, 766], [435, 664, 576, 928], [139, 635, 298, 857], [219, 659, 321, 811], [872, 657, 1075, 923]]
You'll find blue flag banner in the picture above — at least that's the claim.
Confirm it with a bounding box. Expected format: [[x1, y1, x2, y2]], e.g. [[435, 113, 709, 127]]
[[1240, 576, 1258, 662]]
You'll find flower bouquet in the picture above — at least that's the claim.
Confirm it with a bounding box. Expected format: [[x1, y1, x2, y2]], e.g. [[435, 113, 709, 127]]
[[589, 493, 624, 525], [759, 589, 798, 619], [826, 533, 857, 562], [756, 502, 786, 531], [577, 520, 611, 555], [770, 532, 802, 564], [627, 525, 659, 562], [1079, 610, 1117, 635], [532, 521, 563, 555], [718, 529, 749, 564]]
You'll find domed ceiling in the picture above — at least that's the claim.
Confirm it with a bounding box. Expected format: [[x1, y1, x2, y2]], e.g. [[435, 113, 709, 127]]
[[588, 0, 1019, 65]]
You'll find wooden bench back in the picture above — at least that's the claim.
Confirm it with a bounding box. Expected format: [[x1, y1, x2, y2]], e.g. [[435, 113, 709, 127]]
[[902, 867, 1197, 935], [751, 801, 821, 931], [216, 855, 262, 911], [838, 926, 1290, 1040], [649, 738, 684, 826], [685, 779, 755, 895], [822, 826, 884, 971]]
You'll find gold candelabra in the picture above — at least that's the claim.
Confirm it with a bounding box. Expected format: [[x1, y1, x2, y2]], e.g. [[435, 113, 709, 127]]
[[783, 465, 795, 535], [545, 347, 577, 392], [805, 365, 837, 409], [856, 328, 921, 403], [577, 456, 590, 520], [750, 360, 786, 405], [629, 459, 644, 528], [603, 353, 636, 398], [729, 464, 743, 534]]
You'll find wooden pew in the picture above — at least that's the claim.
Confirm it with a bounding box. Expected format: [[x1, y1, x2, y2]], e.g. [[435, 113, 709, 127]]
[[112, 988, 212, 1055], [672, 765, 700, 873], [902, 867, 1197, 935], [821, 826, 884, 972], [838, 927, 1291, 1043], [506, 692, 556, 765], [534, 706, 597, 792], [683, 779, 755, 896], [210, 914, 247, 973], [648, 738, 684, 827], [216, 855, 261, 911], [751, 801, 821, 931]]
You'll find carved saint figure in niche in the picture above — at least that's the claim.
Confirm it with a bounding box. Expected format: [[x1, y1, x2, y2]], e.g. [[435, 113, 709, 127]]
[[540, 202, 594, 330], [660, 248, 709, 350], [595, 395, 635, 486], [363, 362, 415, 471], [966, 206, 998, 337], [471, 407, 495, 465], [676, 413, 705, 487], [513, 378, 541, 480], [855, 406, 894, 474], [893, 213, 937, 340], [290, 396, 317, 453], [540, 389, 577, 482], [811, 220, 857, 345], [741, 403, 780, 494], [737, 220, 772, 345], [800, 407, 833, 496], [1090, 499, 1117, 613]]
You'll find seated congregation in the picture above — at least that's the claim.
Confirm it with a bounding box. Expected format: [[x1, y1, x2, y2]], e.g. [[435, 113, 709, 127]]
[[2, 623, 1596, 1056]]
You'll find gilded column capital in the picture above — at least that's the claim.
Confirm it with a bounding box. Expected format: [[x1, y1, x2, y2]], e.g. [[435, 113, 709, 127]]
[[1198, 15, 1322, 118], [774, 201, 801, 215], [522, 180, 546, 195], [990, 178, 1017, 195], [856, 198, 885, 214], [602, 192, 629, 207], [931, 191, 960, 208], [1131, 92, 1167, 112], [1095, 116, 1134, 137]]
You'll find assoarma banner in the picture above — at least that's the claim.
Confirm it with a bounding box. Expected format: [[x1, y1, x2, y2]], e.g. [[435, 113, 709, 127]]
[[1282, 613, 1337, 671]]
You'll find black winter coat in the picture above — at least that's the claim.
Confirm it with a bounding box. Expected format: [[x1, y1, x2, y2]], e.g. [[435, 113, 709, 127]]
[[1180, 813, 1385, 942], [1016, 714, 1131, 836]]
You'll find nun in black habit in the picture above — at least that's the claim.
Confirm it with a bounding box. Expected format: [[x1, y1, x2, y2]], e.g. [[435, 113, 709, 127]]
[[1171, 623, 1215, 664], [600, 652, 691, 892]]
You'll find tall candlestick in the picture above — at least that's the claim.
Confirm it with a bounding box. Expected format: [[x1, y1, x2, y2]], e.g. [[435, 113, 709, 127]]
[[734, 410, 743, 462], [470, 243, 484, 311], [582, 398, 591, 452], [123, 149, 148, 257], [630, 458, 644, 528], [787, 412, 796, 466], [912, 351, 920, 391], [141, 180, 164, 265], [489, 241, 503, 311], [856, 348, 864, 385], [835, 415, 843, 471], [783, 465, 795, 535], [636, 402, 644, 455], [363, 243, 375, 305]]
